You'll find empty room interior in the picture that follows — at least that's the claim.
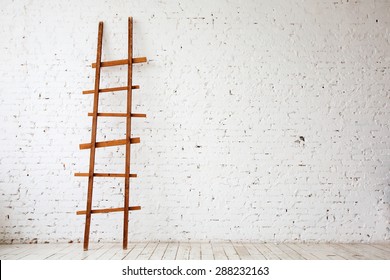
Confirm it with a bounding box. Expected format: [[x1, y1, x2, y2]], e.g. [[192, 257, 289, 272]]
[[0, 0, 389, 260]]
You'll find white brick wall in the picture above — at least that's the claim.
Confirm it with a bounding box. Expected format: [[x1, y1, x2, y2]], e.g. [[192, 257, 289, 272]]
[[0, 0, 389, 243]]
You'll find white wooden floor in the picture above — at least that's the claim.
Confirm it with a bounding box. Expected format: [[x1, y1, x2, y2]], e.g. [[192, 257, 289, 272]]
[[1, 242, 390, 260]]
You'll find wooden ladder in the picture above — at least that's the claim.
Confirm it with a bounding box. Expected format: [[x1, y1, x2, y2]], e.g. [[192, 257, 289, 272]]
[[75, 17, 147, 251]]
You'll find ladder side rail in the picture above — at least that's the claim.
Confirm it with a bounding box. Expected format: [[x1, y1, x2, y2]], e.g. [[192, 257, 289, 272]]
[[123, 17, 133, 250], [83, 21, 104, 251]]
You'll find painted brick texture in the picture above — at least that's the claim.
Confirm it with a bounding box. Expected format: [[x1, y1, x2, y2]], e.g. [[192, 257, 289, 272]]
[[0, 0, 389, 243]]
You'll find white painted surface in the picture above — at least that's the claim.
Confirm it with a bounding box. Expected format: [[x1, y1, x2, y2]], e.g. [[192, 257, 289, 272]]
[[1, 242, 390, 260], [0, 0, 389, 243]]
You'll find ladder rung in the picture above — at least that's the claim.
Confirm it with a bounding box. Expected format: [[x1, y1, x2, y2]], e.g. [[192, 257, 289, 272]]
[[91, 57, 147, 68], [87, 113, 147, 118], [76, 206, 141, 215], [131, 113, 147, 118], [132, 57, 147, 64], [74, 173, 137, 178], [79, 137, 140, 150], [88, 113, 127, 117], [83, 85, 139, 95]]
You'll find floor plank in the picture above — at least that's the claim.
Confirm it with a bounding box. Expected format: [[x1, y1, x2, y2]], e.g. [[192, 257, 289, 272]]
[[253, 243, 280, 260], [97, 243, 123, 260], [46, 244, 81, 260], [19, 244, 71, 260], [122, 242, 148, 260], [341, 244, 389, 260], [176, 242, 191, 260], [297, 244, 345, 260], [221, 242, 240, 260], [242, 242, 266, 260], [286, 244, 319, 260], [67, 243, 105, 260], [263, 244, 293, 259], [189, 242, 201, 260], [110, 243, 137, 260], [0, 244, 33, 256], [277, 244, 306, 260], [162, 242, 179, 260], [149, 242, 169, 260], [211, 242, 228, 260], [371, 243, 390, 253], [1, 244, 38, 260], [84, 243, 116, 260], [233, 242, 252, 260], [200, 242, 214, 260], [137, 242, 159, 260], [15, 244, 52, 260], [328, 244, 367, 260]]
